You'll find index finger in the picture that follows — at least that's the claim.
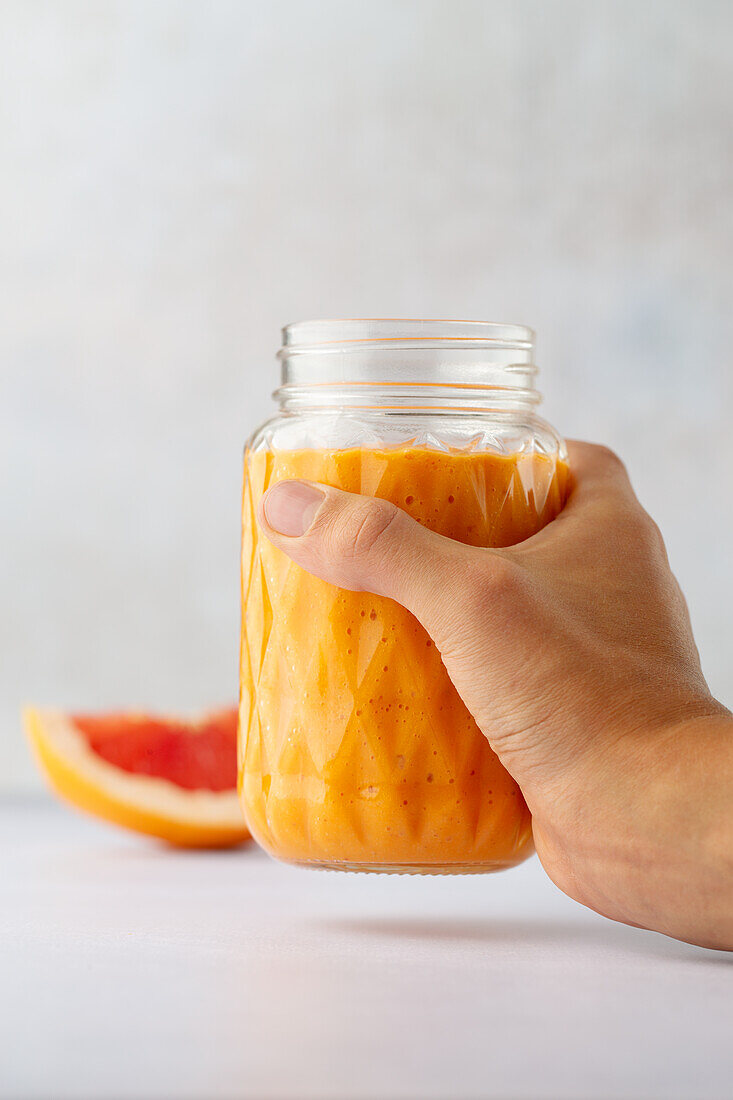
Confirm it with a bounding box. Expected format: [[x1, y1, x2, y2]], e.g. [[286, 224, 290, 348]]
[[564, 440, 636, 507]]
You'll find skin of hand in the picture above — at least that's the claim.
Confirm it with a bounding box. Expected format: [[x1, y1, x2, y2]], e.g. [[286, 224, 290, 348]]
[[258, 441, 733, 951]]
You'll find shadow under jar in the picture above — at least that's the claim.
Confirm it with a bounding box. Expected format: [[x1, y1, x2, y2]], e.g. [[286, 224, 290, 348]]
[[239, 320, 568, 874]]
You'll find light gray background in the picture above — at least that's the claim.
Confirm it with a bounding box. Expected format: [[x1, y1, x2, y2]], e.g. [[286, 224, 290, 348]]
[[2, 0, 732, 789]]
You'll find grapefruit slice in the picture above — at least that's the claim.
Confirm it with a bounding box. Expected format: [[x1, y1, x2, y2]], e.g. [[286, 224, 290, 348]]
[[23, 707, 250, 848]]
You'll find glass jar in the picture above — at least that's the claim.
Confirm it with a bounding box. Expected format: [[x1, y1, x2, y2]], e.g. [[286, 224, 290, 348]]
[[239, 320, 568, 874]]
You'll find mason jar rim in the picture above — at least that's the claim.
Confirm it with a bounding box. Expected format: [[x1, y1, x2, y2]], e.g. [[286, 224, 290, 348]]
[[280, 318, 535, 355], [274, 319, 541, 412]]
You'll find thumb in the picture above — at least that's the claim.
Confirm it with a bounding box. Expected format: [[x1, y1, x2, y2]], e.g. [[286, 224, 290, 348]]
[[258, 478, 499, 641]]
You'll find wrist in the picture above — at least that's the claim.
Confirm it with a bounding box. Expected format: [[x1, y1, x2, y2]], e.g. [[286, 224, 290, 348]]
[[533, 709, 733, 949]]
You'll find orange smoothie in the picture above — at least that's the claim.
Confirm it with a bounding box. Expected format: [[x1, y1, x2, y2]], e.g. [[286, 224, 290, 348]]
[[239, 446, 568, 872]]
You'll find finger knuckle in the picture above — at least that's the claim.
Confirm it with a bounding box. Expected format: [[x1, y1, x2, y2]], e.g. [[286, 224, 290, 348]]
[[330, 499, 402, 565], [594, 443, 627, 474], [636, 510, 667, 558]]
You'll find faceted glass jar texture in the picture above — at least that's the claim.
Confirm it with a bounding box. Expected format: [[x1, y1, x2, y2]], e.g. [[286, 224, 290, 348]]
[[239, 321, 568, 874]]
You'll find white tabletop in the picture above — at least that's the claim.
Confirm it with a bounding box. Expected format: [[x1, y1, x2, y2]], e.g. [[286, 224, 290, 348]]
[[1, 797, 731, 1100]]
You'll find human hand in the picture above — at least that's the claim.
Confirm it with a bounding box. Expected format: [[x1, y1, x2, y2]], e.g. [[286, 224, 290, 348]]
[[259, 442, 733, 950]]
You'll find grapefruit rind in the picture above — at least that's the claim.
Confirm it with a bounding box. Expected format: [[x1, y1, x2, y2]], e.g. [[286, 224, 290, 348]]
[[23, 707, 250, 848]]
